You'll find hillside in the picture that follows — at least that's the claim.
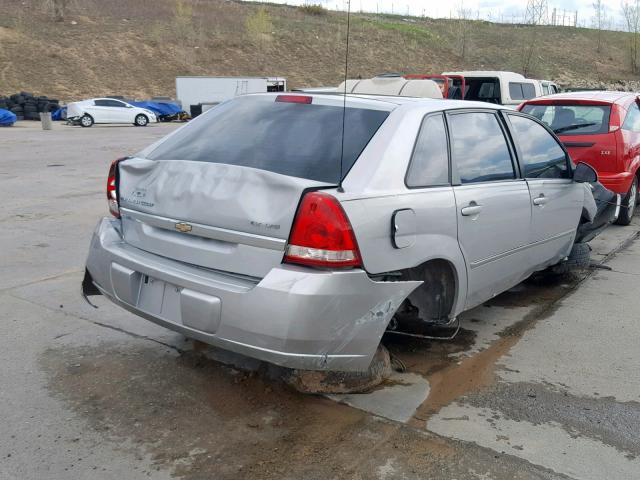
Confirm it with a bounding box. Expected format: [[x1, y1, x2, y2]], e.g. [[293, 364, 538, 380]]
[[0, 0, 639, 102]]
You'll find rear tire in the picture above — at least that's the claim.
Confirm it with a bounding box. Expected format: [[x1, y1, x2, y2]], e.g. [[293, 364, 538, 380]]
[[615, 176, 637, 226], [134, 114, 148, 127], [80, 114, 94, 128]]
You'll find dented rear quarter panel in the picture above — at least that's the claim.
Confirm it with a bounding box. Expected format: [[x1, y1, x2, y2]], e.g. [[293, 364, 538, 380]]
[[337, 103, 469, 318]]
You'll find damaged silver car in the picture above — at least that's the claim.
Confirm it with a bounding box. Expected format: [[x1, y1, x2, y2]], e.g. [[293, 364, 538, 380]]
[[83, 93, 612, 372]]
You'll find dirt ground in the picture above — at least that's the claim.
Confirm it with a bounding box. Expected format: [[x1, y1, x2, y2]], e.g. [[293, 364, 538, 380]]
[[0, 0, 636, 101], [1, 122, 639, 479]]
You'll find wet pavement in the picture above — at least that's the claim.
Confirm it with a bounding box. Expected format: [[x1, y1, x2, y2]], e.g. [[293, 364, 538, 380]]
[[1, 122, 639, 479]]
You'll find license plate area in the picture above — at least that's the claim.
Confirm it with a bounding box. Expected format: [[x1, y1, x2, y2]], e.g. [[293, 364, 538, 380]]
[[110, 263, 223, 334], [138, 274, 166, 315], [138, 274, 221, 334]]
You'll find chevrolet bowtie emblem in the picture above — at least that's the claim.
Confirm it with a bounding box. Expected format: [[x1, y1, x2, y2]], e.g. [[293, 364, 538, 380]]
[[175, 222, 193, 233]]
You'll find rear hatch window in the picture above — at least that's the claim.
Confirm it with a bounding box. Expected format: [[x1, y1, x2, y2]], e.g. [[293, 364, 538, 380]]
[[521, 103, 611, 135], [146, 95, 390, 183]]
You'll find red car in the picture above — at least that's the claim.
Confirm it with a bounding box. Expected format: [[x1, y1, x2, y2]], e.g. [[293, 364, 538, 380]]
[[519, 91, 640, 225]]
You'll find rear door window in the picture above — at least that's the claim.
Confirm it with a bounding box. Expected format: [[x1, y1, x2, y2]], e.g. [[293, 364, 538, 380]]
[[509, 83, 536, 100], [146, 96, 390, 183], [509, 83, 524, 100], [95, 99, 126, 107], [406, 113, 449, 188], [448, 112, 516, 184], [521, 103, 611, 135], [522, 83, 536, 99], [508, 114, 570, 179]]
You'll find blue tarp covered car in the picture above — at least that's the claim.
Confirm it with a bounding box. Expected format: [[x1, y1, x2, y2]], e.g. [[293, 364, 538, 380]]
[[129, 101, 183, 121], [52, 106, 67, 121], [0, 108, 17, 126]]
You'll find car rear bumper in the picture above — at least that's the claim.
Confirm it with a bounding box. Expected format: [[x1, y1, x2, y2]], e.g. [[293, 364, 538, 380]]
[[598, 171, 634, 195], [84, 218, 420, 372]]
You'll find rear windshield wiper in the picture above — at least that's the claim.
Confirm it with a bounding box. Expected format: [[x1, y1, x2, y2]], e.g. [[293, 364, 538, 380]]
[[553, 122, 598, 134]]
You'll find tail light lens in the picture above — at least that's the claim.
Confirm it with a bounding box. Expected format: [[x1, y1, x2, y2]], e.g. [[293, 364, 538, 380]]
[[284, 191, 362, 268], [107, 158, 125, 218], [275, 95, 312, 104]]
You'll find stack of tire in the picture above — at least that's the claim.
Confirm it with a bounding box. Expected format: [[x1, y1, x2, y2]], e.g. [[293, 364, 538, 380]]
[[0, 92, 60, 121]]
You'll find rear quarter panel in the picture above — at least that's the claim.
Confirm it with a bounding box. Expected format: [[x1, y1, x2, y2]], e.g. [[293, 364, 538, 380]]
[[338, 104, 468, 317], [341, 190, 467, 317]]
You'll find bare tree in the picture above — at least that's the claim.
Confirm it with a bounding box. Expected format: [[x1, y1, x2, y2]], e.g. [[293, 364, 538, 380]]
[[453, 2, 472, 60], [593, 0, 607, 53], [622, 0, 640, 74]]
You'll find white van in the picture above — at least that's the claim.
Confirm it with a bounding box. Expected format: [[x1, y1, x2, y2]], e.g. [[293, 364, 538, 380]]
[[533, 79, 561, 96], [442, 71, 539, 107]]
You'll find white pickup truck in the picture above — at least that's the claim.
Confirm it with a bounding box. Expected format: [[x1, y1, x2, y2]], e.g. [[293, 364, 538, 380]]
[[442, 71, 558, 107]]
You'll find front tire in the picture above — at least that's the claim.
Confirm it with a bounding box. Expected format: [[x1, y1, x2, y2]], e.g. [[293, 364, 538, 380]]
[[615, 176, 637, 226], [79, 114, 94, 128], [134, 114, 148, 127]]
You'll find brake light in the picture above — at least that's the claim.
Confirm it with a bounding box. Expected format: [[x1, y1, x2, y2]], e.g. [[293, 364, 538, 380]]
[[275, 95, 312, 104], [107, 158, 124, 218], [284, 191, 362, 268]]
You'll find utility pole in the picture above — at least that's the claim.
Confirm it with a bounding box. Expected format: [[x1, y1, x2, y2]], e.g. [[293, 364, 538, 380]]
[[524, 0, 549, 25]]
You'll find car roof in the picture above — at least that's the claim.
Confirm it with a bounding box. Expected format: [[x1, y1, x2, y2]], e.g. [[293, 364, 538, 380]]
[[442, 70, 528, 81], [524, 90, 636, 105], [249, 92, 505, 113]]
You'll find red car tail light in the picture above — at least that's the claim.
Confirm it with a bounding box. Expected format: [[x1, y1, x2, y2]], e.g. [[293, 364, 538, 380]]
[[284, 191, 362, 268], [107, 158, 125, 218]]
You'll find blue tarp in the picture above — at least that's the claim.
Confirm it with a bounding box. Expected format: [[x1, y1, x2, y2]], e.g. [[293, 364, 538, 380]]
[[52, 106, 66, 121], [0, 108, 17, 126], [129, 101, 183, 116]]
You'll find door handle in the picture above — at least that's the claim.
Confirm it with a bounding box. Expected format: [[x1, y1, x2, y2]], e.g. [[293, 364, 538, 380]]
[[461, 202, 483, 216], [533, 194, 547, 206]]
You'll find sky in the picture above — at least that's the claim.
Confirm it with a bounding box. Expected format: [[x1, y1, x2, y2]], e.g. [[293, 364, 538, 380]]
[[260, 0, 626, 28]]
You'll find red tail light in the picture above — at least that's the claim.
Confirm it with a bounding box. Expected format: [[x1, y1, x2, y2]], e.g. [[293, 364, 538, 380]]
[[284, 191, 362, 268], [107, 158, 124, 218]]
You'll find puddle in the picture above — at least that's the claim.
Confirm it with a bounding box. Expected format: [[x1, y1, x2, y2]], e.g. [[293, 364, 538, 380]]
[[405, 277, 583, 427]]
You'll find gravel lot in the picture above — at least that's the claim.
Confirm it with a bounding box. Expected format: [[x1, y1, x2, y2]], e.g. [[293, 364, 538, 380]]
[[1, 121, 639, 480]]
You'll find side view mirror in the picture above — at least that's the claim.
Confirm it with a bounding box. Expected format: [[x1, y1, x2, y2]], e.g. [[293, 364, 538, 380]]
[[573, 162, 598, 183]]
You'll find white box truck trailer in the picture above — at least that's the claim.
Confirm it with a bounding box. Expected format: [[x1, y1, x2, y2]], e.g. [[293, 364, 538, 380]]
[[175, 76, 287, 117]]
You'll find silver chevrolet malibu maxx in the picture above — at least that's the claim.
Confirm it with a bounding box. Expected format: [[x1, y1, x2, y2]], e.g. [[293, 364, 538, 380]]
[[83, 93, 601, 372]]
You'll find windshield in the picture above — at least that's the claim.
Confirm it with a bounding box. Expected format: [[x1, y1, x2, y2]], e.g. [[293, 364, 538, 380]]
[[521, 104, 611, 135], [146, 96, 390, 183]]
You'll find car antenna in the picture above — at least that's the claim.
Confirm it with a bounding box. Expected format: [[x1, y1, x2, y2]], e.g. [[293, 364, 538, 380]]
[[338, 0, 351, 193]]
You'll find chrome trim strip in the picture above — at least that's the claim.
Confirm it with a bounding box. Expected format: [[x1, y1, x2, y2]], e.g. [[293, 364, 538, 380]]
[[120, 208, 286, 251], [470, 229, 575, 269]]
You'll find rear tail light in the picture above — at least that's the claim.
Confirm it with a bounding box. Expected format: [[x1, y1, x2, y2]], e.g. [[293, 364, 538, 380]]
[[107, 158, 125, 218], [284, 191, 362, 268]]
